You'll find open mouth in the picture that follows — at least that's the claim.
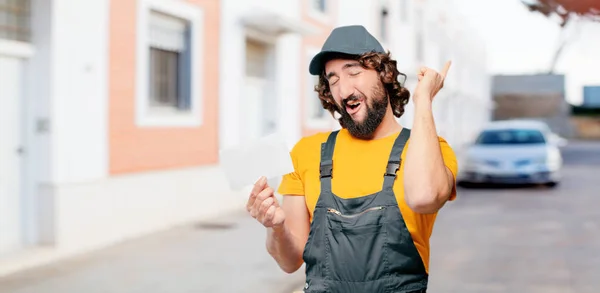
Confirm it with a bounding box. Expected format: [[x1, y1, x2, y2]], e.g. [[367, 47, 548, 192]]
[[345, 99, 362, 115]]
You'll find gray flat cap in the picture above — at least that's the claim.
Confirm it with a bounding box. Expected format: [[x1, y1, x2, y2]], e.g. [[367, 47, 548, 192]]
[[309, 25, 385, 75]]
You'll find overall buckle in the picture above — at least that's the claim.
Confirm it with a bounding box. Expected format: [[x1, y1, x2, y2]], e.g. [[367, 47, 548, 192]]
[[320, 162, 333, 178], [384, 160, 401, 177]]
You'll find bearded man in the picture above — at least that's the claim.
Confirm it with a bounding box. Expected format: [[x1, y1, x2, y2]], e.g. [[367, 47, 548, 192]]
[[247, 25, 458, 293]]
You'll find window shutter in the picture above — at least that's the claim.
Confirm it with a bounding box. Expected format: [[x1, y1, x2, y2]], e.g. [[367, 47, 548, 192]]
[[149, 11, 188, 52]]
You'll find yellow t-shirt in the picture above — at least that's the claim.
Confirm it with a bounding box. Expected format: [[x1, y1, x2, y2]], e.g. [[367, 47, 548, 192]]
[[277, 128, 459, 274]]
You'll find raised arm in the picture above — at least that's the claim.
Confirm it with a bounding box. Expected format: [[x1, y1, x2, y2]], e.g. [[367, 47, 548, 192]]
[[403, 61, 455, 214]]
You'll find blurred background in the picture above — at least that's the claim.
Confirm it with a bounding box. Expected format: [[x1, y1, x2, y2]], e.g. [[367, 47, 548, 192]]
[[0, 0, 599, 292]]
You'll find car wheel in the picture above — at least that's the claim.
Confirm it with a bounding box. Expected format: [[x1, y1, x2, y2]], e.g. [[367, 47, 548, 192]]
[[545, 181, 559, 188], [458, 181, 476, 189]]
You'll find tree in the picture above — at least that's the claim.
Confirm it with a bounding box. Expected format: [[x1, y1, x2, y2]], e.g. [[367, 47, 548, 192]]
[[521, 0, 600, 73]]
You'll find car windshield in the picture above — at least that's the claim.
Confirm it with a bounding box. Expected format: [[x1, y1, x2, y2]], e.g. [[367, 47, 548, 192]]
[[475, 129, 546, 145]]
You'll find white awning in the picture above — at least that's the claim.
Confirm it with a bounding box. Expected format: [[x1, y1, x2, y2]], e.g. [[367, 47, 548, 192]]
[[240, 11, 318, 36]]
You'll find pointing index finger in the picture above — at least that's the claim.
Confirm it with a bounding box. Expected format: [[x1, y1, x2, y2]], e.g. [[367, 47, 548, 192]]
[[440, 60, 452, 79]]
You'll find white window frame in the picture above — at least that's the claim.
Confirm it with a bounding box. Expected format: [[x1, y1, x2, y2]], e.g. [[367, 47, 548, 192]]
[[307, 0, 331, 24], [305, 47, 333, 129], [0, 39, 34, 59], [135, 0, 204, 127]]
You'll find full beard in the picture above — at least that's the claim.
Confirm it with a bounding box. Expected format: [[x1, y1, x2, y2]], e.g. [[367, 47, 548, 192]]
[[338, 84, 388, 140]]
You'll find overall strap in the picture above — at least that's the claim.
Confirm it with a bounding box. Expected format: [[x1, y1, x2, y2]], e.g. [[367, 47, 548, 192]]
[[383, 128, 411, 189], [319, 130, 340, 193]]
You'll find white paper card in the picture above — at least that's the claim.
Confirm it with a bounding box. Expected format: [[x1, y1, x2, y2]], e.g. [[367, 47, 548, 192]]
[[219, 133, 294, 191]]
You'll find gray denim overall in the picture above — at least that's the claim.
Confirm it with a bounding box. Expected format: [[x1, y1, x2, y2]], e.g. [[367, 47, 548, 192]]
[[302, 128, 428, 293]]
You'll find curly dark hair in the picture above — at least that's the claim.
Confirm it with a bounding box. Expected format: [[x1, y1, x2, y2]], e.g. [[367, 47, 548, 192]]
[[314, 51, 410, 121]]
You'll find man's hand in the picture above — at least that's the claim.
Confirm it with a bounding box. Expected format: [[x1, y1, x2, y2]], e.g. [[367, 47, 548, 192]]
[[247, 176, 286, 228], [414, 60, 452, 103]]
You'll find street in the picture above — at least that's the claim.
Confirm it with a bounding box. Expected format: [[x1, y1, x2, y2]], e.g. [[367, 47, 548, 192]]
[[428, 140, 600, 293], [0, 141, 598, 293], [0, 210, 306, 293]]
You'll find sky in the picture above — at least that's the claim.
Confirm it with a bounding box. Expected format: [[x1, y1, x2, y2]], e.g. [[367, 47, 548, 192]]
[[451, 0, 600, 104]]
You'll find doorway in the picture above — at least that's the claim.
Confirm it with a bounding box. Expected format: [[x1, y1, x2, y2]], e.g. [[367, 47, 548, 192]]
[[242, 38, 276, 143], [0, 55, 25, 255]]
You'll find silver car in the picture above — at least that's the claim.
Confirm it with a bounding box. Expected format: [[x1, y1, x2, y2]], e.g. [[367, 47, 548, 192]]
[[457, 120, 565, 187]]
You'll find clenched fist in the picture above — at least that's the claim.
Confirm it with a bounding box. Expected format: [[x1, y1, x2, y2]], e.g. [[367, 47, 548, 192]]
[[414, 60, 451, 103], [247, 176, 286, 228]]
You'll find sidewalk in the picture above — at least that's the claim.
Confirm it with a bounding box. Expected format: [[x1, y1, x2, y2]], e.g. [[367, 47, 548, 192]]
[[0, 209, 305, 293]]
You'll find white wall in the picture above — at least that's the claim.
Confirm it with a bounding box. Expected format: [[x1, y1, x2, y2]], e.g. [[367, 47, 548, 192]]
[[218, 0, 245, 149], [0, 0, 110, 251], [51, 166, 247, 251], [337, 0, 379, 35], [33, 0, 109, 246], [219, 0, 304, 150], [275, 34, 303, 148], [419, 0, 490, 148], [387, 0, 416, 72], [50, 0, 109, 184]]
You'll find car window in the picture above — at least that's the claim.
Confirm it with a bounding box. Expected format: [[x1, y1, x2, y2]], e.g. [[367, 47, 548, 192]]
[[475, 129, 546, 145]]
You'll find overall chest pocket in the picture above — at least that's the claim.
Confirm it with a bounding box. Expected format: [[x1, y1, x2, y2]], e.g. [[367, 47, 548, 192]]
[[325, 206, 389, 282]]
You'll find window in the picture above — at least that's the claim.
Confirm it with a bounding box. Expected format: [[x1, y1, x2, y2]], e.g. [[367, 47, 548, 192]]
[[136, 0, 203, 127], [0, 0, 31, 42], [380, 8, 388, 43], [475, 129, 546, 145], [308, 0, 329, 23], [148, 11, 191, 111], [312, 0, 326, 13]]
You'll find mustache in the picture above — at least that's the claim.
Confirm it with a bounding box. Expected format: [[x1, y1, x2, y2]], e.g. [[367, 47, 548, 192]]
[[342, 94, 363, 106]]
